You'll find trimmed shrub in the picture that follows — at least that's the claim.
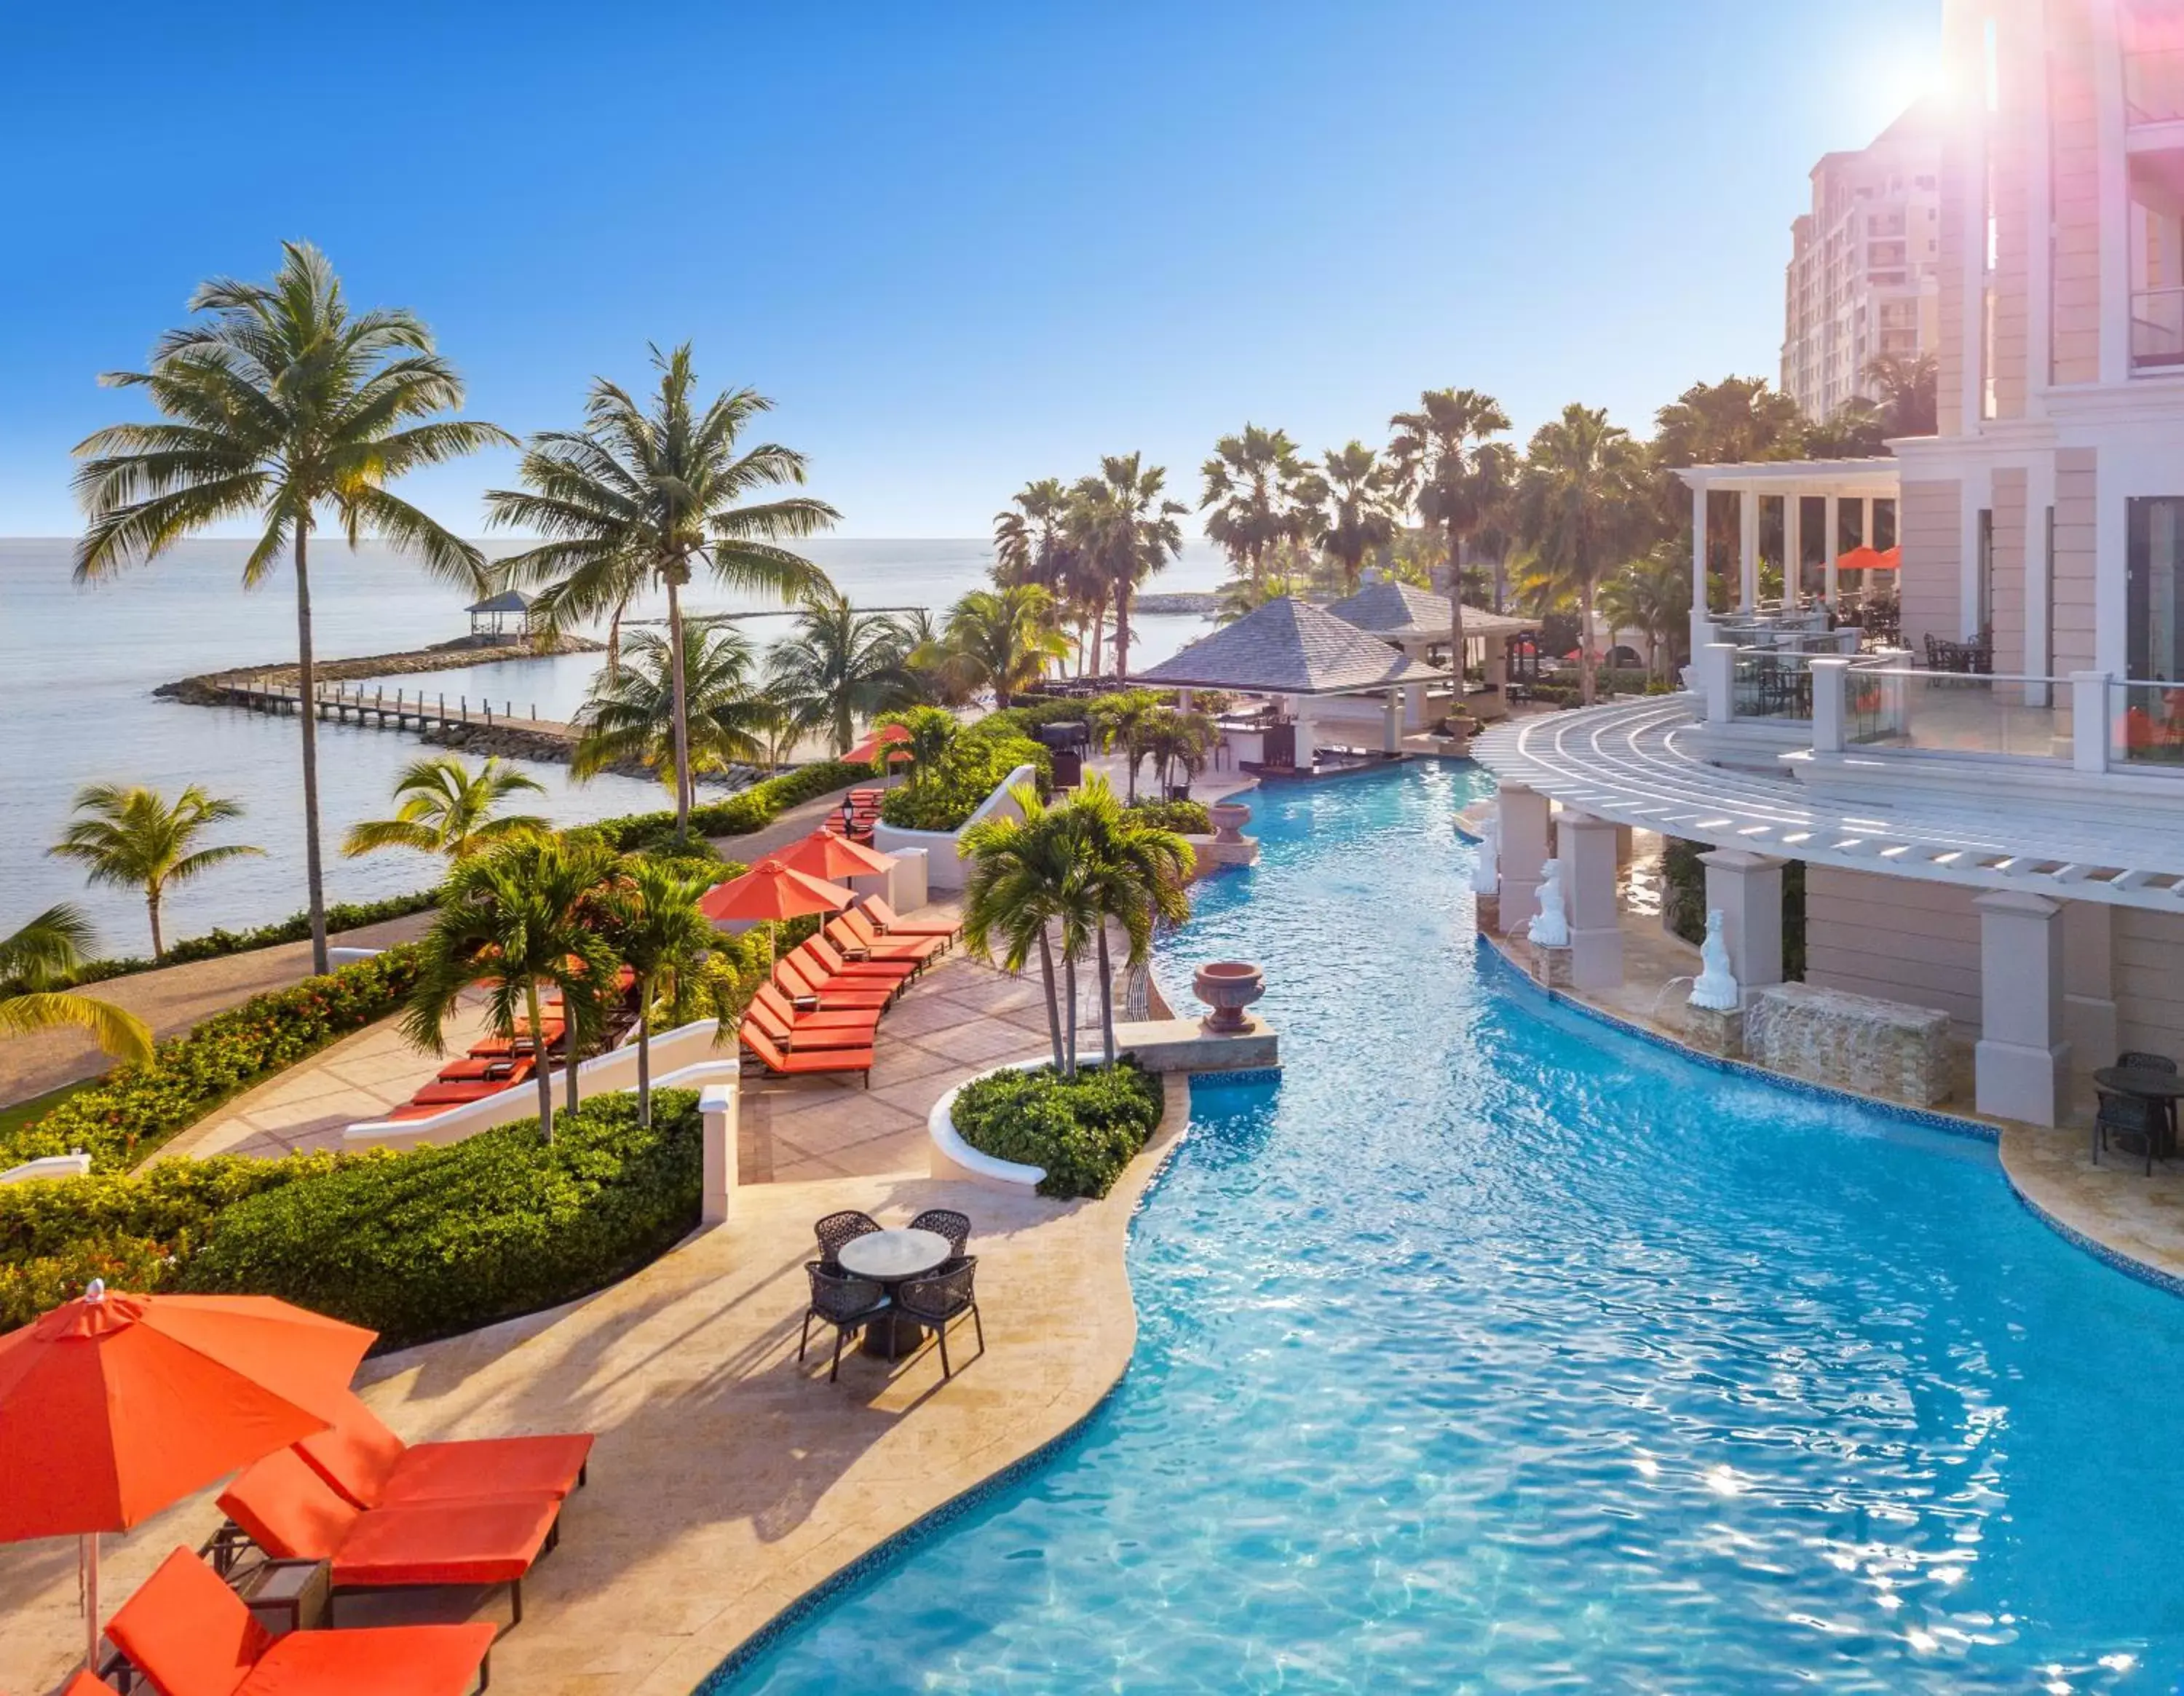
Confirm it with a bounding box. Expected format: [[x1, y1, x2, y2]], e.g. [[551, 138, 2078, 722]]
[[0, 948, 423, 1172], [879, 720, 1052, 833], [180, 1091, 703, 1348], [49, 889, 442, 990], [951, 1061, 1163, 1199], [582, 760, 874, 852], [1127, 798, 1211, 834]]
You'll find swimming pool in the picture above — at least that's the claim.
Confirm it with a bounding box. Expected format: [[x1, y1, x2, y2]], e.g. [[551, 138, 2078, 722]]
[[711, 761, 2184, 1692]]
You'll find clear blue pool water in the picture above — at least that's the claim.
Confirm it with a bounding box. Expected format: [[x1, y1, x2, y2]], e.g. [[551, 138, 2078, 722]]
[[711, 761, 2184, 1693]]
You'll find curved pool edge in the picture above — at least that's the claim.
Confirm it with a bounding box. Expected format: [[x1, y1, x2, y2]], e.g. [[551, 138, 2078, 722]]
[[691, 1069, 1200, 1695], [1483, 939, 2184, 1302]]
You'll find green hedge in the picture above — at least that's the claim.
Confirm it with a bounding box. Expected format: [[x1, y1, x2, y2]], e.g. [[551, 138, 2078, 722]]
[[582, 760, 874, 852], [0, 948, 423, 1173], [1127, 798, 1211, 834], [879, 719, 1053, 833], [47, 889, 442, 990], [951, 1061, 1163, 1198], [180, 1091, 702, 1348]]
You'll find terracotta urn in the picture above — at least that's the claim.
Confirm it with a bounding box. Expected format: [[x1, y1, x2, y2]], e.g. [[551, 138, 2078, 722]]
[[1207, 801, 1251, 846], [1194, 960, 1265, 1034]]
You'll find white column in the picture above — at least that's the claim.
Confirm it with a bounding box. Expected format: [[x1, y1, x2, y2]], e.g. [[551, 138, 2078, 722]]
[[1973, 890, 2070, 1127], [1809, 656, 1850, 753], [1861, 496, 1875, 552], [1699, 848, 1784, 999], [1738, 490, 1760, 610], [1403, 681, 1428, 730], [1177, 688, 1195, 711], [1560, 813, 1624, 988], [1382, 692, 1401, 754], [700, 1081, 739, 1224], [2062, 900, 2118, 1079], [2025, 453, 2056, 697], [1291, 702, 1317, 772], [1695, 641, 1738, 723], [1497, 784, 1552, 934], [1821, 494, 1839, 606], [1784, 492, 1804, 604], [1690, 479, 1712, 655], [2070, 671, 2112, 772], [2093, 0, 2129, 386]]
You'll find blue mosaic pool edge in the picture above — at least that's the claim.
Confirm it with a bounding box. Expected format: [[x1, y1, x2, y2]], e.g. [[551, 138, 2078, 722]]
[[1480, 938, 2184, 1302]]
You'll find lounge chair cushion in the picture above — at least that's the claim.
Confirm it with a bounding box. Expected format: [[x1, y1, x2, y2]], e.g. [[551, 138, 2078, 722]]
[[105, 1546, 269, 1696], [242, 1625, 499, 1696], [325, 1494, 558, 1588], [297, 1392, 593, 1509]]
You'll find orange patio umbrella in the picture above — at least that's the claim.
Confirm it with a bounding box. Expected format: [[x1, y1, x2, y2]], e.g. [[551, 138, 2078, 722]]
[[1872, 545, 1901, 570], [843, 723, 911, 766], [700, 857, 855, 969], [1835, 544, 1887, 573], [0, 1282, 375, 1668], [779, 829, 895, 881]]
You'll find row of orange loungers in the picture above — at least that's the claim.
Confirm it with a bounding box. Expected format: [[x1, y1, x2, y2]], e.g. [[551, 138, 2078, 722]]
[[381, 967, 637, 1124], [737, 897, 958, 1088], [92, 1396, 594, 1696]]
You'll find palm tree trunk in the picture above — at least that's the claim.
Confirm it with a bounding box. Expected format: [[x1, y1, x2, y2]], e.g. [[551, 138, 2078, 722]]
[[146, 889, 164, 962], [1062, 951, 1078, 1079], [566, 1013, 580, 1115], [1579, 579, 1598, 708], [1447, 520, 1468, 721], [665, 576, 693, 836], [1088, 593, 1107, 677], [1036, 931, 1064, 1071], [293, 529, 329, 975], [1096, 924, 1115, 1069], [606, 603, 624, 677], [636, 978, 652, 1128], [529, 983, 554, 1142], [1113, 583, 1132, 683]]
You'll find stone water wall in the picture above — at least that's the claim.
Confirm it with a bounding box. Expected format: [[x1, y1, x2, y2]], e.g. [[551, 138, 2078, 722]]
[[1746, 981, 1952, 1108]]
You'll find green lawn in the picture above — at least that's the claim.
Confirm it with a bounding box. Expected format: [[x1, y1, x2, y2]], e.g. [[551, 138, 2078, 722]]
[[0, 1080, 96, 1146]]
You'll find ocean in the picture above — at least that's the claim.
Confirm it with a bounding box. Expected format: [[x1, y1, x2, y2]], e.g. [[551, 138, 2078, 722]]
[[0, 536, 1229, 957]]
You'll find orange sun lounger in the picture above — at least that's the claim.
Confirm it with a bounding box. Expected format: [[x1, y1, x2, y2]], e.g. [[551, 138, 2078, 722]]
[[738, 1023, 873, 1086], [799, 935, 917, 986], [743, 995, 877, 1053], [218, 1449, 561, 1627], [829, 908, 947, 967], [860, 895, 958, 940], [295, 1391, 593, 1511], [752, 982, 880, 1038], [775, 953, 893, 1011], [107, 1545, 496, 1696]]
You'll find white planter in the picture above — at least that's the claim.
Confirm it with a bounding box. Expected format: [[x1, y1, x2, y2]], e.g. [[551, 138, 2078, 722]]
[[927, 1057, 1051, 1189]]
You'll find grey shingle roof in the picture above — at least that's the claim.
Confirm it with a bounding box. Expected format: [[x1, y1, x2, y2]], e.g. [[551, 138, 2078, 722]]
[[1128, 597, 1445, 695], [467, 589, 537, 614], [1323, 578, 1538, 641]]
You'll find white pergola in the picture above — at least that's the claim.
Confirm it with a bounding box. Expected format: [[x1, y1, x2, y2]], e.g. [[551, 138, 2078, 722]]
[[1676, 458, 1900, 652]]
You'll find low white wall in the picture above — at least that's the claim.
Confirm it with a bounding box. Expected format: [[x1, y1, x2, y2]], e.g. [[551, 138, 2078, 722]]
[[345, 1018, 726, 1150], [0, 1152, 92, 1186], [927, 1058, 1050, 1190], [873, 764, 1036, 892]]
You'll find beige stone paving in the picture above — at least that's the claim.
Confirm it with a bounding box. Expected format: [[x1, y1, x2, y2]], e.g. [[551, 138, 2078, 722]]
[[0, 1075, 1190, 1696]]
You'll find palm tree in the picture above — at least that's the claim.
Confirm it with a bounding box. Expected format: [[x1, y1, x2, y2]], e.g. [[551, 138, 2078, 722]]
[[961, 785, 1100, 1076], [571, 625, 771, 788], [597, 859, 713, 1128], [1595, 542, 1696, 681], [342, 756, 547, 863], [71, 242, 510, 975], [1861, 351, 1939, 437], [1516, 404, 1651, 706], [1139, 709, 1216, 799], [1087, 689, 1165, 801], [1062, 776, 1192, 1068], [1069, 453, 1185, 683], [1200, 425, 1315, 588], [0, 906, 154, 1066], [938, 585, 1070, 706], [891, 608, 972, 708], [486, 344, 839, 833], [50, 784, 264, 961], [1388, 389, 1512, 697], [881, 705, 961, 790], [1313, 441, 1402, 594], [992, 478, 1074, 590], [765, 590, 913, 756], [400, 837, 621, 1141], [1213, 570, 1302, 625]]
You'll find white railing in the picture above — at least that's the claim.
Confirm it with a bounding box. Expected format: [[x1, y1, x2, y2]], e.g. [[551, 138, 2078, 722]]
[[2132, 286, 2184, 371]]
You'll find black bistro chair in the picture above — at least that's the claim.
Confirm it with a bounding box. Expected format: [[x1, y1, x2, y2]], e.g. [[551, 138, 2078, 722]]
[[909, 1208, 972, 1261], [2095, 1051, 2179, 1176], [894, 1258, 985, 1379], [813, 1209, 880, 1270], [800, 1262, 890, 1382]]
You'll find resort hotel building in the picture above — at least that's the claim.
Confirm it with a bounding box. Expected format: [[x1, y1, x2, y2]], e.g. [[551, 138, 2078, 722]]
[[1473, 0, 2184, 1133]]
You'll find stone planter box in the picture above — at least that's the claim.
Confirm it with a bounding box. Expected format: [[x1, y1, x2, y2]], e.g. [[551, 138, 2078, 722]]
[[1746, 982, 1951, 1107], [927, 1059, 1051, 1191]]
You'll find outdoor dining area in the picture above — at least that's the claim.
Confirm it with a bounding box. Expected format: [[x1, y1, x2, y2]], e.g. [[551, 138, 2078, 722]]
[[2094, 1051, 2184, 1176], [799, 1208, 985, 1383], [0, 1280, 600, 1696]]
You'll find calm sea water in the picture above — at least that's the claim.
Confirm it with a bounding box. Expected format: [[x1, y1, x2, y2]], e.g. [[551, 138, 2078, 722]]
[[0, 536, 1226, 956]]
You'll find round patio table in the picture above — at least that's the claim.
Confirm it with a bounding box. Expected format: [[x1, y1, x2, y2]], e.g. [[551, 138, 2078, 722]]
[[836, 1228, 951, 1359], [2092, 1066, 2184, 1164]]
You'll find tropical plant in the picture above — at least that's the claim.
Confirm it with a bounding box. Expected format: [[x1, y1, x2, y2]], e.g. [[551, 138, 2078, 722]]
[[597, 860, 715, 1127], [342, 756, 548, 863], [1136, 709, 1215, 800], [1213, 571, 1302, 625], [0, 906, 153, 1066], [1594, 543, 1695, 680], [1200, 424, 1316, 587], [764, 590, 913, 756], [880, 705, 962, 790], [1069, 453, 1185, 683], [1061, 776, 1192, 1066], [1651, 376, 1808, 608], [71, 242, 510, 974], [890, 608, 971, 708], [400, 838, 621, 1141], [570, 625, 771, 788], [50, 784, 264, 960], [1313, 441, 1402, 594], [1087, 689, 1166, 801], [486, 343, 839, 833], [1861, 351, 1939, 437], [1516, 404, 1652, 706], [1388, 389, 1512, 687], [960, 785, 1101, 1075], [992, 478, 1076, 592], [934, 585, 1070, 706]]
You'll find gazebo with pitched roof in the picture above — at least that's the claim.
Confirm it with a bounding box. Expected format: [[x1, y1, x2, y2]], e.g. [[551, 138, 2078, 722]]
[[1129, 596, 1447, 769], [465, 588, 535, 640], [1322, 570, 1540, 723]]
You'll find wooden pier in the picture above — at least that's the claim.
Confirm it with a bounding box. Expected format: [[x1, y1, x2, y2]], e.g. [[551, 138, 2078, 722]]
[[211, 675, 579, 745]]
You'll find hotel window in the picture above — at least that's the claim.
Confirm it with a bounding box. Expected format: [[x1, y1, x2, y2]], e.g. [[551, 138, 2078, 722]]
[[2126, 498, 2184, 681], [2128, 151, 2184, 371], [1976, 510, 1995, 641]]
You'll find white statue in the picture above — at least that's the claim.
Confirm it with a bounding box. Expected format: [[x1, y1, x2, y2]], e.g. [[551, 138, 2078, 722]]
[[1527, 857, 1570, 948], [1689, 909, 1741, 1010], [1471, 809, 1500, 897]]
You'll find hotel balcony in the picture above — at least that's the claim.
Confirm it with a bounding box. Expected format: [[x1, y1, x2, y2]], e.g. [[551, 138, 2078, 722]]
[[2126, 48, 2184, 127]]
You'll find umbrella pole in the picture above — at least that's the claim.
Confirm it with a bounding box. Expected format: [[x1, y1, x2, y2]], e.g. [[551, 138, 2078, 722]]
[[82, 1530, 98, 1672]]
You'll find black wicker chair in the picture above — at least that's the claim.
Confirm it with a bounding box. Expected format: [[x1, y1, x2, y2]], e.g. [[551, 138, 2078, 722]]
[[894, 1257, 984, 1379], [909, 1208, 972, 1259], [813, 1209, 881, 1270], [800, 1262, 890, 1382], [2095, 1052, 2179, 1175]]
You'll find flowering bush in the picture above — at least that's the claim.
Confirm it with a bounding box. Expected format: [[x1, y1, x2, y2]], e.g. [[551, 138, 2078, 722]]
[[0, 948, 423, 1173]]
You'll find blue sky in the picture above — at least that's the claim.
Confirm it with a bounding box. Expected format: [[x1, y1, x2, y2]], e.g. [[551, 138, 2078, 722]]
[[0, 0, 1942, 539]]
